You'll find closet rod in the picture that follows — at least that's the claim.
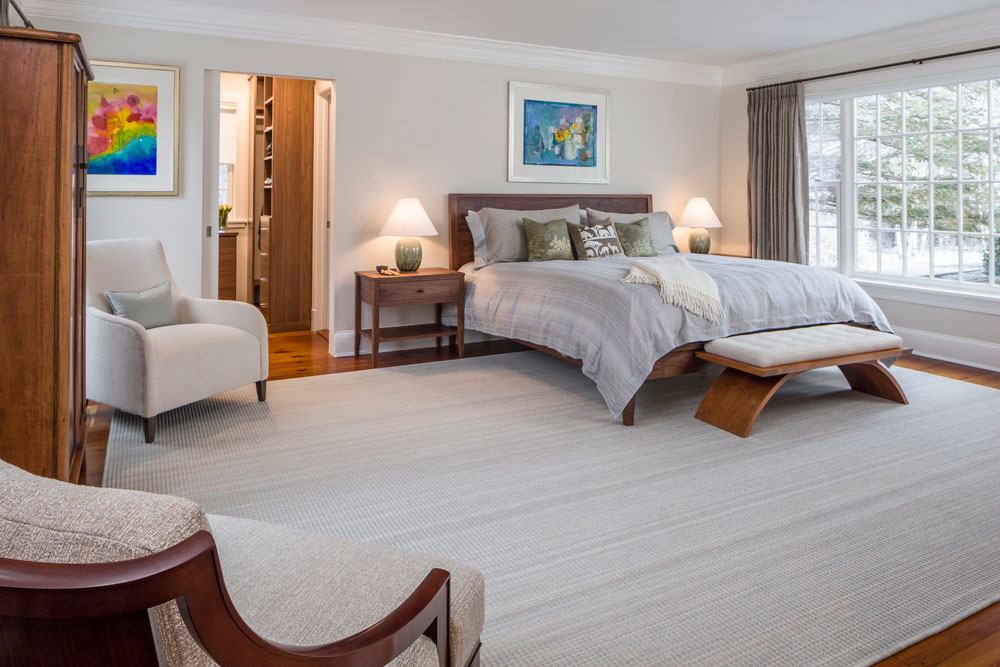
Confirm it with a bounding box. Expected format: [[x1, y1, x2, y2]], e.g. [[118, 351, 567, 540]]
[[746, 43, 1000, 92]]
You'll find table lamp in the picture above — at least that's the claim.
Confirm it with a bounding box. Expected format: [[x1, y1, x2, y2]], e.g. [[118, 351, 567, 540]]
[[379, 198, 438, 272], [677, 197, 722, 254]]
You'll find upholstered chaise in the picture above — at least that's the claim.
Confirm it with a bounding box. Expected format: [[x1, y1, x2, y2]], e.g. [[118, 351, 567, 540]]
[[86, 238, 269, 443], [0, 460, 485, 666]]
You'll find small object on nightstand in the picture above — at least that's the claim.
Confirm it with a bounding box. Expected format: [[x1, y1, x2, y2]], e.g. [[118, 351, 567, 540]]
[[677, 197, 723, 254], [379, 198, 439, 272], [354, 268, 465, 368], [376, 265, 400, 276]]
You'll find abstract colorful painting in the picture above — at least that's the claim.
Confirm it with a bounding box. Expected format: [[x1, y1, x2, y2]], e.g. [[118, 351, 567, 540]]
[[508, 82, 609, 184], [87, 61, 179, 196], [87, 82, 158, 175], [522, 99, 597, 167]]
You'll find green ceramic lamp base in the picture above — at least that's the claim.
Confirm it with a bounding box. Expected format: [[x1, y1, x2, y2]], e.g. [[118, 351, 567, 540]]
[[395, 237, 423, 272], [688, 227, 711, 254]]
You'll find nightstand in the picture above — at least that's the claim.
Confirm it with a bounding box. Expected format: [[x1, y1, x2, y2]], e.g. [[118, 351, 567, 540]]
[[354, 268, 465, 368]]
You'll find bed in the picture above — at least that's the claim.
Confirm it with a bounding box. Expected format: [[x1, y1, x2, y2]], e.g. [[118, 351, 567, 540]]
[[445, 193, 891, 425]]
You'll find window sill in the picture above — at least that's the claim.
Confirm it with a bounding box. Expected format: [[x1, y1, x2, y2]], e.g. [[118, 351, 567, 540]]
[[853, 277, 1000, 316]]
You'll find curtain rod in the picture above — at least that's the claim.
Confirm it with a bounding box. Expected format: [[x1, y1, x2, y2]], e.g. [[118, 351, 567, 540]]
[[746, 43, 1000, 92]]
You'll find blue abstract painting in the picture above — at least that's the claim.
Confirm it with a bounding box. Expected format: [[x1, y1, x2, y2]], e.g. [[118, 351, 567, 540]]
[[523, 99, 597, 167]]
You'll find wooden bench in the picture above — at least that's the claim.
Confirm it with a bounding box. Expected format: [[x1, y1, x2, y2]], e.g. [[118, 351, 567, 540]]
[[694, 324, 911, 437]]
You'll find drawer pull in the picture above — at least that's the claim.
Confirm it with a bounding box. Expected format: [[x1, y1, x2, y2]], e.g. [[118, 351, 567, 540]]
[[417, 288, 425, 293]]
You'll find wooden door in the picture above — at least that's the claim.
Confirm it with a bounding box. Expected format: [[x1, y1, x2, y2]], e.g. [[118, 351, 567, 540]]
[[269, 77, 314, 332]]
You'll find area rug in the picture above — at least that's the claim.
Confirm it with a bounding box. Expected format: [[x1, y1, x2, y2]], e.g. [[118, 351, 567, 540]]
[[104, 351, 1000, 667]]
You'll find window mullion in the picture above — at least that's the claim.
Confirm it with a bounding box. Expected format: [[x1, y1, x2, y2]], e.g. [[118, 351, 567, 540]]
[[843, 99, 856, 276]]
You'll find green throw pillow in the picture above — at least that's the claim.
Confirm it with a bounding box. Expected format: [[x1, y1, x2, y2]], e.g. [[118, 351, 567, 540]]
[[613, 217, 656, 257], [104, 280, 179, 329], [523, 217, 574, 262]]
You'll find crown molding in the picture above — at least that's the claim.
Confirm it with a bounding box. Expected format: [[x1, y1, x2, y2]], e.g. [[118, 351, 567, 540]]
[[21, 0, 722, 87], [721, 5, 1000, 87]]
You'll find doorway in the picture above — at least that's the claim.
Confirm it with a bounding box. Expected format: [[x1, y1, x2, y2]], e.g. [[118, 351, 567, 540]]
[[217, 71, 333, 334]]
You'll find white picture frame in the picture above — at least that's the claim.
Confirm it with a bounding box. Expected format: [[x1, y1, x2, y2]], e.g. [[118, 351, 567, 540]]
[[87, 61, 180, 196], [508, 81, 609, 184]]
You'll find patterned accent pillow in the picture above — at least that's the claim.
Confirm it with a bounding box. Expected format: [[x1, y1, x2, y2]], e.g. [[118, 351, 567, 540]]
[[104, 280, 178, 329], [613, 217, 656, 257], [523, 218, 574, 262], [568, 222, 624, 259]]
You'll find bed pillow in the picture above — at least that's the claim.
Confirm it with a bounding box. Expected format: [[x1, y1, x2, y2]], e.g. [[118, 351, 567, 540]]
[[613, 218, 657, 257], [465, 210, 487, 265], [477, 205, 580, 264], [568, 221, 624, 259], [587, 208, 680, 255], [523, 218, 574, 262], [104, 281, 178, 329]]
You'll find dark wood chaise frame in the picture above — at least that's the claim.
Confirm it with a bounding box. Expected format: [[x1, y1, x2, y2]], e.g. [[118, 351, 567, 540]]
[[448, 193, 706, 426], [0, 529, 481, 667]]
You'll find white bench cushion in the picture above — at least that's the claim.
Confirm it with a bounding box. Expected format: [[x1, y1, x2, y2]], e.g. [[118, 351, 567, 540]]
[[704, 324, 903, 368]]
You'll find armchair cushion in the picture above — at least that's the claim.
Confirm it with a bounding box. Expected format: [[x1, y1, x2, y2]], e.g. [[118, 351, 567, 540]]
[[147, 323, 263, 415], [105, 280, 179, 329], [208, 514, 486, 667]]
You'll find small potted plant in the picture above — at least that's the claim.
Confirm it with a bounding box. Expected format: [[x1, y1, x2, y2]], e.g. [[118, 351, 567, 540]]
[[219, 204, 232, 231]]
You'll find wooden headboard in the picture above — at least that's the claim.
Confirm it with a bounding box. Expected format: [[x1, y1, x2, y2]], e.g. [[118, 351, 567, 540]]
[[447, 193, 653, 269]]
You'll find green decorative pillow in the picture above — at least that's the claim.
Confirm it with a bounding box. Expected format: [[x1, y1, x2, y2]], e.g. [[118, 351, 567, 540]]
[[568, 221, 624, 259], [523, 217, 574, 262], [104, 281, 178, 329], [613, 217, 656, 257]]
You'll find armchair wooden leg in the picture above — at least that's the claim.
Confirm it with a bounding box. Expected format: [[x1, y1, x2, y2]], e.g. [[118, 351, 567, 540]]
[[256, 380, 266, 402], [142, 417, 156, 444]]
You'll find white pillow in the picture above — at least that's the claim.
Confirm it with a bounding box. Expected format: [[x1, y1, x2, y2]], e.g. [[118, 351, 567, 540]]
[[465, 211, 487, 266], [478, 205, 580, 264], [586, 208, 679, 255]]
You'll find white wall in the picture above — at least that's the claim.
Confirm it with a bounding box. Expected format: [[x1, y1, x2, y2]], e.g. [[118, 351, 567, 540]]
[[53, 18, 722, 347]]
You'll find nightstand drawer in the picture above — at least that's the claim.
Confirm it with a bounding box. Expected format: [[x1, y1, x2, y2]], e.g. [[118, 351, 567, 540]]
[[379, 279, 461, 304]]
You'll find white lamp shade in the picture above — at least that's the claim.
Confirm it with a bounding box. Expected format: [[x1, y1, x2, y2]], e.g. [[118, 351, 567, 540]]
[[677, 197, 722, 229], [379, 198, 438, 237]]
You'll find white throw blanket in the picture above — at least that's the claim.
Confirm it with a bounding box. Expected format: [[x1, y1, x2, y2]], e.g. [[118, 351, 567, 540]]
[[622, 256, 723, 322]]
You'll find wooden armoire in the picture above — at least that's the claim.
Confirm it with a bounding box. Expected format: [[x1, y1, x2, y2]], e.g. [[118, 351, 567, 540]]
[[0, 27, 92, 481]]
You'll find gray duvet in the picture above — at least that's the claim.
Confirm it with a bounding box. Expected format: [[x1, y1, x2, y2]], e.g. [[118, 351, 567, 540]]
[[444, 254, 892, 418]]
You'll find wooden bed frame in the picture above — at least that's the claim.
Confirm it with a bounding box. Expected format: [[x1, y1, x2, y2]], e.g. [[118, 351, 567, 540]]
[[447, 193, 706, 426]]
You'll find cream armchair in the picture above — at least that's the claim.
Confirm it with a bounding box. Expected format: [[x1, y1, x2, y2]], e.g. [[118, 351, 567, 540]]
[[86, 239, 268, 442]]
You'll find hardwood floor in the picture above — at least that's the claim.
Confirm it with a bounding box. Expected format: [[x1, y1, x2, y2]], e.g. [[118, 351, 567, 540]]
[[83, 332, 1000, 666]]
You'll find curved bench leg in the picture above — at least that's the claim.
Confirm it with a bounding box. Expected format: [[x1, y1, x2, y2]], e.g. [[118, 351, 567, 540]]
[[695, 368, 796, 437], [839, 361, 908, 404]]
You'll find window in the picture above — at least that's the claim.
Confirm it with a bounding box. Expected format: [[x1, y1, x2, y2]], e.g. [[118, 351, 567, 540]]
[[807, 77, 999, 288], [806, 100, 841, 269], [219, 103, 237, 207], [218, 163, 233, 206]]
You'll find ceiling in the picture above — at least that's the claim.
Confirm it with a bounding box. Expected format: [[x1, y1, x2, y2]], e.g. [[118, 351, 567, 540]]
[[193, 0, 999, 66]]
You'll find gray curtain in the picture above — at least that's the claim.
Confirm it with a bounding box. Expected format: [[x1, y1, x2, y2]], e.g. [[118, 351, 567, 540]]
[[747, 82, 808, 263]]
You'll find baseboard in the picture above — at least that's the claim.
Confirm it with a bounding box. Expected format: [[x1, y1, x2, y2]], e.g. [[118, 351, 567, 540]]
[[332, 329, 500, 357], [893, 326, 1000, 372]]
